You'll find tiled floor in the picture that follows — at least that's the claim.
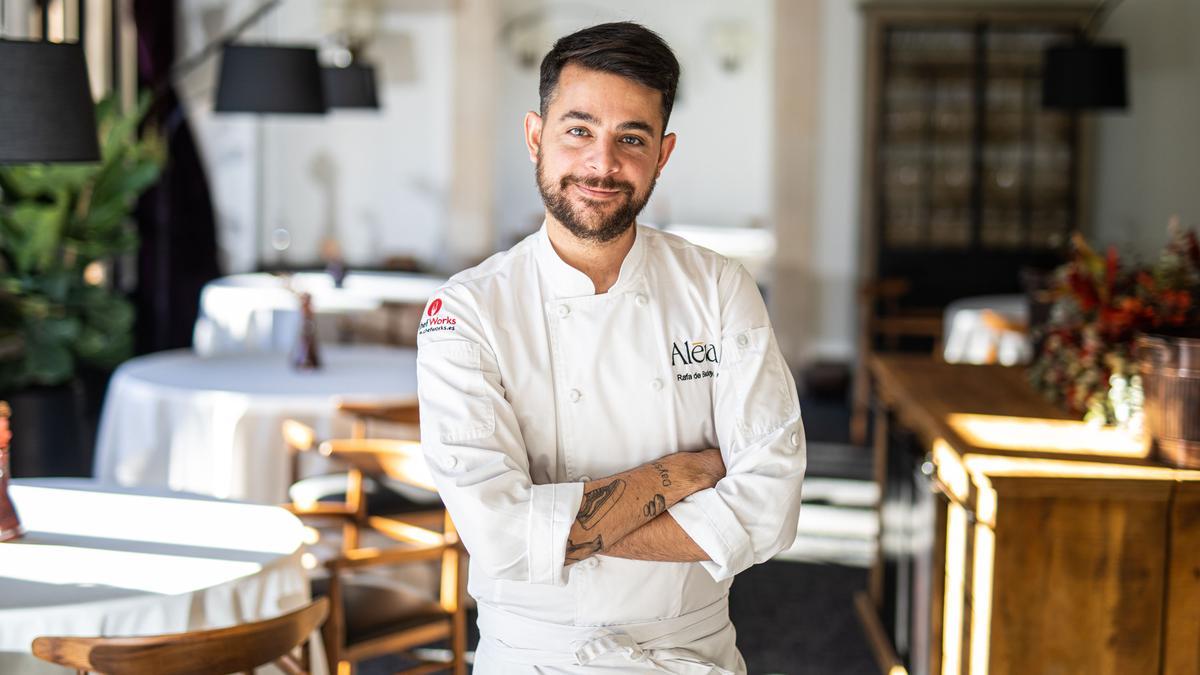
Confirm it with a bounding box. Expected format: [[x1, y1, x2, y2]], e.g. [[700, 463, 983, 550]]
[[361, 394, 880, 674]]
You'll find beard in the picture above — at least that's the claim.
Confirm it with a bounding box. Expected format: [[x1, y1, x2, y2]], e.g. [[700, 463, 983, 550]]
[[536, 150, 656, 244]]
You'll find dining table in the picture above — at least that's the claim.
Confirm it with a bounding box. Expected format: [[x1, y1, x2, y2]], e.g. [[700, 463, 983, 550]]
[[94, 345, 418, 504], [0, 478, 323, 674], [193, 271, 446, 356]]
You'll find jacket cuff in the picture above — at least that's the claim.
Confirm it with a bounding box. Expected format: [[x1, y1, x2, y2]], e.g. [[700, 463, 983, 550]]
[[668, 487, 755, 581], [527, 482, 584, 585]]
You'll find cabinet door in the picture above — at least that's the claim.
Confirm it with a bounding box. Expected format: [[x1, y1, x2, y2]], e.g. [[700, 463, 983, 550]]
[[980, 26, 1077, 251], [988, 479, 1171, 674], [1164, 483, 1200, 675]]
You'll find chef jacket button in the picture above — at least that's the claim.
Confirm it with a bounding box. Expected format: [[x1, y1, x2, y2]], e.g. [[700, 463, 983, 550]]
[[582, 557, 599, 569], [557, 305, 570, 318], [635, 293, 648, 307], [579, 475, 592, 483], [736, 333, 749, 348], [569, 388, 582, 402], [787, 431, 801, 453], [442, 454, 459, 470], [651, 378, 663, 391]]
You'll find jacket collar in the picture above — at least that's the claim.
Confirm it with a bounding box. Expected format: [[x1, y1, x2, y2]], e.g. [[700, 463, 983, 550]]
[[535, 220, 647, 299]]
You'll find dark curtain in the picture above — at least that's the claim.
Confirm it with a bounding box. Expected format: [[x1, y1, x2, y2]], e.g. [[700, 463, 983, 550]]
[[131, 0, 222, 353]]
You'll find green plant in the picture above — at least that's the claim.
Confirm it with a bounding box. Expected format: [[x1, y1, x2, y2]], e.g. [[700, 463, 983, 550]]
[[0, 94, 165, 390]]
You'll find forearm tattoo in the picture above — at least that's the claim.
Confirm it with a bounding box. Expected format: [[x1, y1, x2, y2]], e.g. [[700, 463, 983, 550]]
[[651, 461, 672, 487], [566, 534, 603, 561], [643, 494, 666, 518], [577, 479, 625, 530]]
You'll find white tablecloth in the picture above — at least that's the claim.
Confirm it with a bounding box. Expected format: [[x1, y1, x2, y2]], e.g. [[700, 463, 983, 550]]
[[194, 271, 445, 356], [95, 346, 418, 504], [942, 294, 1032, 366], [0, 479, 320, 674]]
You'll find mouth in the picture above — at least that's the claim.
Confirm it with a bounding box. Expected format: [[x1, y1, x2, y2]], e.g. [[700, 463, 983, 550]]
[[572, 183, 626, 200]]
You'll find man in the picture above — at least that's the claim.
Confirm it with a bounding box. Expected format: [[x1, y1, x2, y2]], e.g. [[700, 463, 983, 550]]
[[416, 22, 805, 673]]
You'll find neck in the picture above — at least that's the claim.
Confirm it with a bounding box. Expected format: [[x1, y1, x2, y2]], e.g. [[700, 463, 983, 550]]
[[545, 215, 637, 294]]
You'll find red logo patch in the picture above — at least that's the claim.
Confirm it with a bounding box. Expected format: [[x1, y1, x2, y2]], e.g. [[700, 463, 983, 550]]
[[427, 298, 443, 316]]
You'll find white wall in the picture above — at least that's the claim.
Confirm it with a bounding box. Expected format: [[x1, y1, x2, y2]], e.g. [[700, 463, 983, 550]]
[[490, 0, 777, 248], [1091, 0, 1200, 263], [806, 0, 863, 363], [178, 0, 455, 273], [791, 0, 1200, 365]]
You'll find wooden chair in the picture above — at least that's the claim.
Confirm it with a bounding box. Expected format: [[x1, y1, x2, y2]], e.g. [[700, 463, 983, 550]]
[[850, 278, 944, 446], [336, 398, 421, 440], [289, 436, 466, 675], [31, 598, 328, 675]]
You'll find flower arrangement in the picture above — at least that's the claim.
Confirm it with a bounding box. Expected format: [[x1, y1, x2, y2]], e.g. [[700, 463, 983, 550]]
[[1029, 222, 1200, 424]]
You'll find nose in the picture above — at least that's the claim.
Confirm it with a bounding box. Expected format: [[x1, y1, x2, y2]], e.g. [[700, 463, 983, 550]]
[[585, 139, 621, 176]]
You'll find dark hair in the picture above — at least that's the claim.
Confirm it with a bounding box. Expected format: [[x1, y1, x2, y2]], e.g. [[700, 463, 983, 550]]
[[539, 22, 680, 132]]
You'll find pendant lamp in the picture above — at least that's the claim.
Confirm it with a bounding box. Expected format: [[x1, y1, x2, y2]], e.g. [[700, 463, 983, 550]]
[[0, 39, 100, 163], [214, 44, 327, 114], [321, 63, 379, 109], [1042, 42, 1128, 110]]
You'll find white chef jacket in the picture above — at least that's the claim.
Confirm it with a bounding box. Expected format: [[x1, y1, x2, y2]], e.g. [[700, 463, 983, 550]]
[[415, 223, 805, 671]]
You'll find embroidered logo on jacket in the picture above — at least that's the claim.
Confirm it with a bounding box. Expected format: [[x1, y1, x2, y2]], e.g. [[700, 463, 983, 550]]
[[671, 340, 719, 382], [671, 340, 719, 367], [418, 297, 457, 336]]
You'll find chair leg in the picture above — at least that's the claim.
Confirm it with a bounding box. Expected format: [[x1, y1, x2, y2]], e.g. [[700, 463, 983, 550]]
[[850, 358, 871, 447]]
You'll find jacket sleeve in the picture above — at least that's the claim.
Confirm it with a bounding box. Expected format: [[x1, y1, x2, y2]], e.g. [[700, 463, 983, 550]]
[[416, 284, 583, 585], [667, 261, 807, 581]]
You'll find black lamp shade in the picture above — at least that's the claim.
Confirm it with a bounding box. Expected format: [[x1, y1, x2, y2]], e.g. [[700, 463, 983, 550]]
[[0, 39, 100, 163], [1042, 43, 1128, 110], [214, 44, 327, 114], [321, 64, 380, 109]]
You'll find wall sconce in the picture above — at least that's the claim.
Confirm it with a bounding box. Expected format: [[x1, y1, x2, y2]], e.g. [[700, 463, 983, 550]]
[[710, 19, 753, 73]]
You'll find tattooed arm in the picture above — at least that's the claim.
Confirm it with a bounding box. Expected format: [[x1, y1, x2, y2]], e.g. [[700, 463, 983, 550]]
[[599, 513, 709, 562], [566, 448, 724, 564]]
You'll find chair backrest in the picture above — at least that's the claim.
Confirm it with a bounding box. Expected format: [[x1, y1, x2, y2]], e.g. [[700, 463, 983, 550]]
[[318, 438, 435, 492], [336, 399, 420, 441], [31, 598, 328, 675], [282, 419, 317, 453], [335, 399, 420, 426]]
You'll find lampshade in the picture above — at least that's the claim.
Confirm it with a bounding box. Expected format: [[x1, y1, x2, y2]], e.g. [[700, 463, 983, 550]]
[[0, 39, 100, 163], [214, 44, 327, 114], [1042, 42, 1128, 110], [321, 63, 380, 109]]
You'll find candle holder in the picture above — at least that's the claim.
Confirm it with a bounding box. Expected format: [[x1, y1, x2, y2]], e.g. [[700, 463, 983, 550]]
[[0, 401, 22, 542], [291, 292, 322, 371]]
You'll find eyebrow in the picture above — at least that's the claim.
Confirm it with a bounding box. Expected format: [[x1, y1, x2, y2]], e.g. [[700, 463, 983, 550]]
[[559, 110, 657, 135]]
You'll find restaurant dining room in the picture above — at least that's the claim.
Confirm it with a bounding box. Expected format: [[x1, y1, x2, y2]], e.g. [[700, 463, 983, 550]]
[[1, 0, 1198, 673]]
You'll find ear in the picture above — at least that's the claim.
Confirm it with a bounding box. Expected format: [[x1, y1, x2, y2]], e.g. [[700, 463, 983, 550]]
[[524, 111, 544, 163], [655, 132, 678, 177]]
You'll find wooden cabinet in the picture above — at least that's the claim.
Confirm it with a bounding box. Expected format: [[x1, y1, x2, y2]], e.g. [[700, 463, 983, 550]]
[[860, 355, 1200, 675], [859, 4, 1094, 308]]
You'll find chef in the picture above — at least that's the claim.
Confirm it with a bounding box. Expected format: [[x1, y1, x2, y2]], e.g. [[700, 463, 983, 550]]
[[416, 22, 806, 673]]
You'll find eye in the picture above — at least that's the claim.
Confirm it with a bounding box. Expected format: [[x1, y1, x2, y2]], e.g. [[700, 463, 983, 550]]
[[567, 127, 590, 138], [620, 135, 645, 146]]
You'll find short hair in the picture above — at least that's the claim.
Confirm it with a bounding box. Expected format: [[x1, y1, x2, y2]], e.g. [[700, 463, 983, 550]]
[[539, 22, 680, 133]]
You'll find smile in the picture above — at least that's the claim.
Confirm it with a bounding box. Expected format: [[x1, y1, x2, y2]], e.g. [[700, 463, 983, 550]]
[[573, 183, 625, 200]]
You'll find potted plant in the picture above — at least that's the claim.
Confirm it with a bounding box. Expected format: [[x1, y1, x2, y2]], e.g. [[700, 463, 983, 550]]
[[0, 94, 164, 476]]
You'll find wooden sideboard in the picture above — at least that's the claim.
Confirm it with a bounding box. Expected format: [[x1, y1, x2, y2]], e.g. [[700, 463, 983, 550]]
[[858, 354, 1200, 675]]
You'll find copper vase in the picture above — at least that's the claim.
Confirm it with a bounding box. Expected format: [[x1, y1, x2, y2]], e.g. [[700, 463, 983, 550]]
[[1138, 331, 1200, 469]]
